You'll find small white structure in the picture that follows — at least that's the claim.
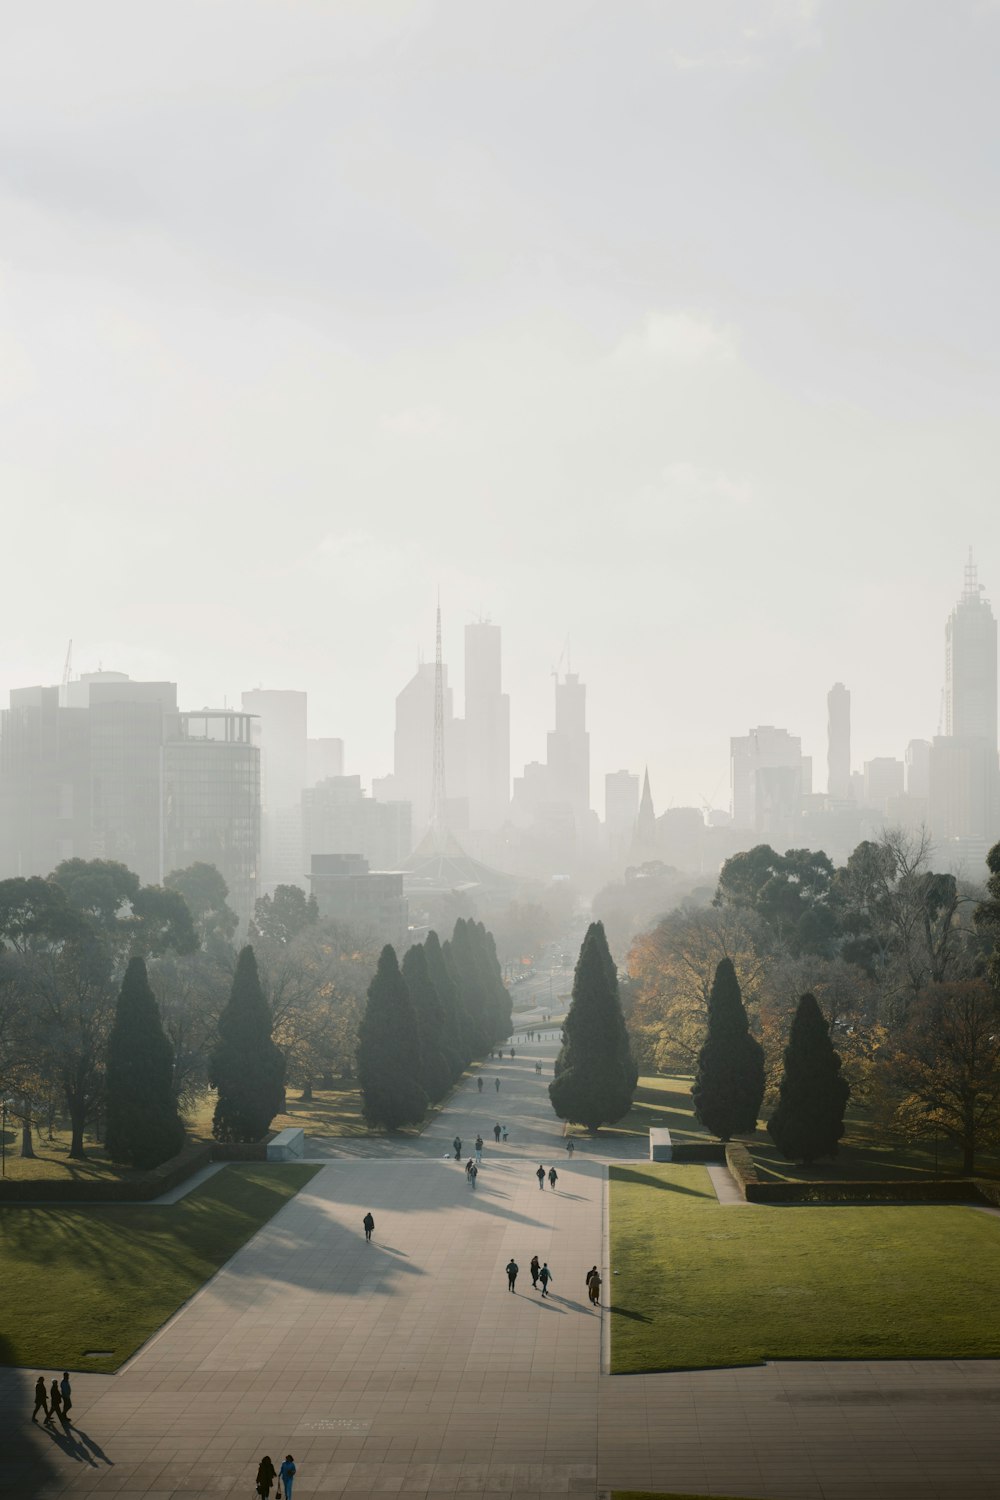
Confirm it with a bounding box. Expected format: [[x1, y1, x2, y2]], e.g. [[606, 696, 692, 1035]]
[[267, 1127, 306, 1162], [649, 1127, 673, 1162]]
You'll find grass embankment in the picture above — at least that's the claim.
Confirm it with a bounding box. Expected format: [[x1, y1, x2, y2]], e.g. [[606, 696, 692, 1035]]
[[610, 1162, 1000, 1373], [185, 1087, 372, 1140], [0, 1122, 137, 1183], [0, 1163, 319, 1372]]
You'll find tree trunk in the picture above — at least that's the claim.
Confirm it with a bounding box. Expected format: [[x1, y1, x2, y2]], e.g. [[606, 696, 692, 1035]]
[[300, 1081, 313, 1102], [66, 1089, 87, 1160], [963, 1140, 975, 1173], [19, 1104, 35, 1159]]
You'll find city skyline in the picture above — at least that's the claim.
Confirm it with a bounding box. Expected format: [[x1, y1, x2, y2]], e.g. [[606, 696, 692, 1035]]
[[2, 5, 998, 816]]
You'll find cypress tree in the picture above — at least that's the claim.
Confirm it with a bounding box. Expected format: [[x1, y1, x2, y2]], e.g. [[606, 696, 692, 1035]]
[[105, 956, 185, 1169], [549, 921, 636, 1131], [445, 920, 490, 1057], [768, 992, 851, 1164], [357, 945, 428, 1128], [209, 945, 286, 1142], [425, 929, 468, 1075], [401, 944, 452, 1102], [691, 958, 765, 1142]]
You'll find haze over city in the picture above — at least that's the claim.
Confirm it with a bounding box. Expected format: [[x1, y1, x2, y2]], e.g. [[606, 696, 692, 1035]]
[[2, 1, 999, 810]]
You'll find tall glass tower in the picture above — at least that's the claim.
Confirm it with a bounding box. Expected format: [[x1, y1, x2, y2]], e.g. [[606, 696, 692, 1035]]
[[945, 553, 998, 754]]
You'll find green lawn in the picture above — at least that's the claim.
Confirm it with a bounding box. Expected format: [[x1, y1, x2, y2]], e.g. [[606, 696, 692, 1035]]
[[0, 1120, 145, 1183], [610, 1163, 1000, 1373], [0, 1163, 320, 1372], [185, 1086, 375, 1139], [566, 1075, 709, 1141]]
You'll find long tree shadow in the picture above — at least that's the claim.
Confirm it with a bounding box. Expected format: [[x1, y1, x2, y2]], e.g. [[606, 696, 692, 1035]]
[[610, 1305, 654, 1324]]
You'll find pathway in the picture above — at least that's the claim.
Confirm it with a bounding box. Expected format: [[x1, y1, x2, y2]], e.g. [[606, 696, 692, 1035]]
[[4, 1039, 1000, 1498]]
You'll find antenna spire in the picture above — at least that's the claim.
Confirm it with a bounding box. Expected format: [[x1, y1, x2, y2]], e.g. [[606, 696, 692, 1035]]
[[430, 595, 447, 834]]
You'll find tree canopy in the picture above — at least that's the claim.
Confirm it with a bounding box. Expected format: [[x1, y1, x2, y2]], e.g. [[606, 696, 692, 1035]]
[[357, 945, 427, 1129], [209, 945, 285, 1142], [691, 958, 765, 1142], [767, 992, 850, 1164], [105, 956, 185, 1169]]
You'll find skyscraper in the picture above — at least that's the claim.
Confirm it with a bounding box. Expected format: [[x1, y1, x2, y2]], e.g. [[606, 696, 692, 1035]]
[[827, 682, 851, 800], [546, 672, 590, 821], [945, 553, 998, 752], [241, 689, 308, 892], [929, 556, 1000, 865], [464, 620, 510, 831], [605, 769, 639, 862]]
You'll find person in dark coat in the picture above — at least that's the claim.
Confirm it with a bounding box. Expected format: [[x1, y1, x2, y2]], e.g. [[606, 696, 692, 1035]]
[[548, 1167, 558, 1190], [363, 1212, 375, 1242], [587, 1268, 602, 1305], [49, 1379, 63, 1423], [538, 1262, 553, 1298], [530, 1255, 541, 1288], [453, 1135, 462, 1160], [536, 1164, 546, 1189], [31, 1376, 48, 1422], [506, 1258, 519, 1291], [60, 1371, 72, 1421], [493, 1123, 501, 1143], [256, 1454, 277, 1496]]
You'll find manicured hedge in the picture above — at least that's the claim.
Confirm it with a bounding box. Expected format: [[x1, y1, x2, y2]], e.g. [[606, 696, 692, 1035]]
[[0, 1142, 213, 1204], [210, 1137, 273, 1162], [745, 1177, 984, 1206], [671, 1142, 726, 1163], [724, 1142, 759, 1190]]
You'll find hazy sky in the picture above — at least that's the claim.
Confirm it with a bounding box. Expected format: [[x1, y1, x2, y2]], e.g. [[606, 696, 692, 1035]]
[[2, 1, 998, 813]]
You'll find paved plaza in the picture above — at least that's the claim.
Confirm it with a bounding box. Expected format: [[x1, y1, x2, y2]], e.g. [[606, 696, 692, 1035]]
[[4, 1020, 1000, 1498]]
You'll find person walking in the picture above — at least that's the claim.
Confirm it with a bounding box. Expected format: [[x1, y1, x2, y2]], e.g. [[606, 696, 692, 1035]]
[[278, 1454, 297, 1498], [31, 1376, 48, 1423], [506, 1258, 519, 1292], [49, 1379, 63, 1423], [475, 1134, 483, 1163], [535, 1061, 542, 1074], [587, 1268, 602, 1306], [363, 1211, 375, 1242], [256, 1454, 277, 1497], [566, 1137, 575, 1157], [494, 1077, 501, 1093], [59, 1371, 73, 1422], [469, 1162, 478, 1188], [509, 1047, 515, 1058], [453, 1135, 462, 1161], [530, 1254, 540, 1287], [493, 1122, 501, 1143], [538, 1262, 553, 1298], [465, 1157, 474, 1180], [548, 1167, 558, 1191], [477, 1076, 484, 1093], [536, 1164, 546, 1189], [502, 1126, 509, 1142]]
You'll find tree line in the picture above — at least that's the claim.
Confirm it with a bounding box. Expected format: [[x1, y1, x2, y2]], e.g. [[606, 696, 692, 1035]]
[[626, 830, 1000, 1171], [1, 864, 515, 1164], [358, 919, 512, 1128]]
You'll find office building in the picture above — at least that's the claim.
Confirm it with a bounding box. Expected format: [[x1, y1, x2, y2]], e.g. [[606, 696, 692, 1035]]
[[303, 776, 412, 871], [605, 769, 639, 862], [827, 682, 851, 799], [546, 672, 591, 823], [309, 853, 407, 951], [730, 726, 804, 838], [242, 689, 308, 892], [464, 620, 510, 830], [307, 737, 344, 786], [863, 757, 905, 816], [946, 554, 998, 751]]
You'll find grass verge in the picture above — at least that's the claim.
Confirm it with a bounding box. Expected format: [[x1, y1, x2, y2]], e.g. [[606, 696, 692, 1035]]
[[614, 1493, 759, 1499], [609, 1163, 1000, 1373], [0, 1163, 320, 1373]]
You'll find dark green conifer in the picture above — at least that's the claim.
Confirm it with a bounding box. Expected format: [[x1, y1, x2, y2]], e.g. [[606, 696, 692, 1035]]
[[209, 945, 286, 1142], [549, 922, 636, 1131], [424, 929, 468, 1075], [401, 944, 453, 1102], [357, 945, 428, 1128], [768, 992, 851, 1164], [106, 956, 185, 1169], [691, 958, 765, 1142]]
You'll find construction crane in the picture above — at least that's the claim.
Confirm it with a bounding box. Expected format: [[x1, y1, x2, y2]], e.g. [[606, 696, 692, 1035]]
[[61, 640, 73, 690]]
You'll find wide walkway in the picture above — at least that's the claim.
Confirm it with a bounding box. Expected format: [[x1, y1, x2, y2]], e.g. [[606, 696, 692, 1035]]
[[5, 1029, 1000, 1498]]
